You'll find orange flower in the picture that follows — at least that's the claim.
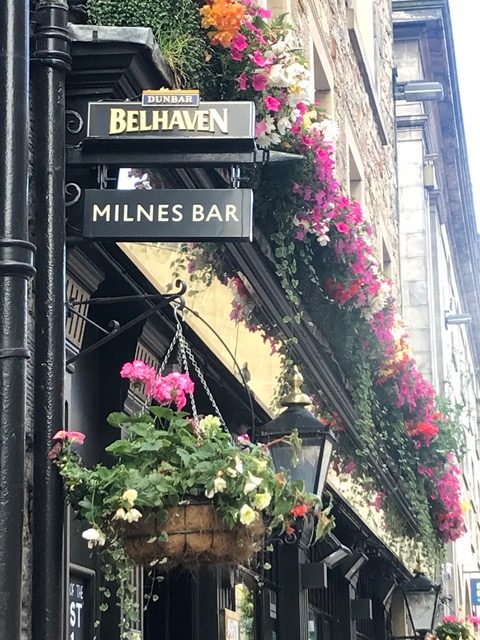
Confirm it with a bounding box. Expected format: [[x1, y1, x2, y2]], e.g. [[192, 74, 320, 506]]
[[200, 0, 246, 47]]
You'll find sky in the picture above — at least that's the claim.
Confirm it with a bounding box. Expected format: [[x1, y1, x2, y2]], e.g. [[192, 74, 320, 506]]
[[449, 1, 480, 232]]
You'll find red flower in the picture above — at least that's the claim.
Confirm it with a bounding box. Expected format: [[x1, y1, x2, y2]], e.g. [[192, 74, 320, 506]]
[[291, 503, 309, 518], [407, 421, 438, 446]]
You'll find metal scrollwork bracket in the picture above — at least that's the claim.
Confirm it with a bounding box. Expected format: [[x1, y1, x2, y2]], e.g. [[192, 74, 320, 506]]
[[65, 182, 82, 208], [66, 110, 84, 135]]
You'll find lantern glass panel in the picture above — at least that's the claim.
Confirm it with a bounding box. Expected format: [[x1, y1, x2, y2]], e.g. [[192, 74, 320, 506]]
[[405, 591, 437, 632], [316, 436, 333, 498], [270, 441, 321, 494]]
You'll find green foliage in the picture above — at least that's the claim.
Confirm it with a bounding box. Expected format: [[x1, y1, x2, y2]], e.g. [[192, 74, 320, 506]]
[[86, 0, 216, 91], [55, 410, 334, 637], [435, 619, 474, 640]]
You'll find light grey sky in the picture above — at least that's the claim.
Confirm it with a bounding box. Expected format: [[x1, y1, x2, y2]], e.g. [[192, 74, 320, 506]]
[[449, 0, 480, 232]]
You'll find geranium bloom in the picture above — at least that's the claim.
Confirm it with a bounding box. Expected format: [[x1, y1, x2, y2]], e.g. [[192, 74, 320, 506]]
[[53, 430, 85, 445], [291, 503, 309, 518], [407, 421, 439, 446], [120, 360, 157, 391]]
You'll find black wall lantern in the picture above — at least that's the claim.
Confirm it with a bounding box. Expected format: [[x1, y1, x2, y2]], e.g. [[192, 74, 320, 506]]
[[258, 367, 336, 497], [398, 561, 441, 639]]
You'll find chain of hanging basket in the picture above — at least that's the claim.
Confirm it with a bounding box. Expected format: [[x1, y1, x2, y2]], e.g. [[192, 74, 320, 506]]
[[145, 302, 227, 431]]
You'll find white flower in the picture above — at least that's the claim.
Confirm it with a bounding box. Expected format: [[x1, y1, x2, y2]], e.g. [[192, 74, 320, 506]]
[[235, 456, 244, 474], [254, 491, 272, 510], [198, 415, 221, 435], [82, 527, 106, 549], [257, 130, 281, 149], [243, 472, 263, 494], [226, 467, 238, 478], [122, 489, 138, 506], [239, 504, 257, 526], [317, 234, 330, 246], [213, 477, 227, 493], [124, 508, 142, 523], [253, 458, 268, 472], [277, 117, 292, 136], [113, 507, 126, 521], [269, 64, 289, 87], [205, 488, 215, 499]]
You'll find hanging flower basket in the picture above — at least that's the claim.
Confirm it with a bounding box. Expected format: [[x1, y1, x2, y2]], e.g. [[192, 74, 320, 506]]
[[119, 502, 265, 567], [49, 309, 334, 638]]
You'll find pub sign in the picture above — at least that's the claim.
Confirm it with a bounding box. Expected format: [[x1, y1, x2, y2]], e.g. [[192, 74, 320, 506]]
[[83, 189, 253, 242], [86, 100, 255, 147]]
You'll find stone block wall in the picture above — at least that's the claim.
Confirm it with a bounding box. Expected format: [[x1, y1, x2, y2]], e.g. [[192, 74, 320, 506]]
[[268, 0, 399, 283]]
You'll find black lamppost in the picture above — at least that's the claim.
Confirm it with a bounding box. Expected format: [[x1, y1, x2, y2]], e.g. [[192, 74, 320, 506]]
[[258, 366, 336, 497], [398, 560, 441, 639], [257, 366, 336, 640]]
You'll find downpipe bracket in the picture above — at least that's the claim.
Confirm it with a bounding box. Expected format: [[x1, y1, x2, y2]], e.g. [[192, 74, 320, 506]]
[[31, 2, 72, 71]]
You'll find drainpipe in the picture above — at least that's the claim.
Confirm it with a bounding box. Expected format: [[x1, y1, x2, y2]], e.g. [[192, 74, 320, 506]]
[[0, 2, 35, 639], [31, 3, 71, 640]]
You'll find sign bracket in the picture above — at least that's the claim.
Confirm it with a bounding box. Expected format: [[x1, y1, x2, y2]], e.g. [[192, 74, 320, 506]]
[[66, 280, 187, 366]]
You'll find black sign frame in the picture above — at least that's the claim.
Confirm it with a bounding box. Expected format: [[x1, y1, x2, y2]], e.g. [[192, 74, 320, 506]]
[[83, 188, 254, 242], [86, 101, 255, 150], [68, 564, 96, 640]]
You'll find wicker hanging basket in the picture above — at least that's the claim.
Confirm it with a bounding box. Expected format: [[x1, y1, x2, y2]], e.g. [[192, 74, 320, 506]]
[[119, 503, 265, 568]]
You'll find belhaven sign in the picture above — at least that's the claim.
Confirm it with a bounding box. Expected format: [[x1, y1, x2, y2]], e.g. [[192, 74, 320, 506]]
[[86, 101, 255, 144], [83, 189, 253, 242]]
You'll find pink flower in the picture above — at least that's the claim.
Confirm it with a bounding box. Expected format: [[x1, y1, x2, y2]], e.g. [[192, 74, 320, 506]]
[[250, 50, 268, 67], [237, 433, 251, 445], [335, 221, 349, 234], [53, 430, 85, 445], [255, 120, 268, 137], [152, 372, 194, 411], [263, 95, 281, 112], [252, 73, 268, 92], [231, 33, 248, 52], [120, 360, 157, 386], [237, 73, 248, 90], [258, 8, 272, 18], [231, 48, 244, 62]]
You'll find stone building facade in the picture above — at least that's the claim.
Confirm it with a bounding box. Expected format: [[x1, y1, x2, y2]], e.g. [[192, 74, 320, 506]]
[[270, 0, 399, 282], [393, 0, 480, 620]]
